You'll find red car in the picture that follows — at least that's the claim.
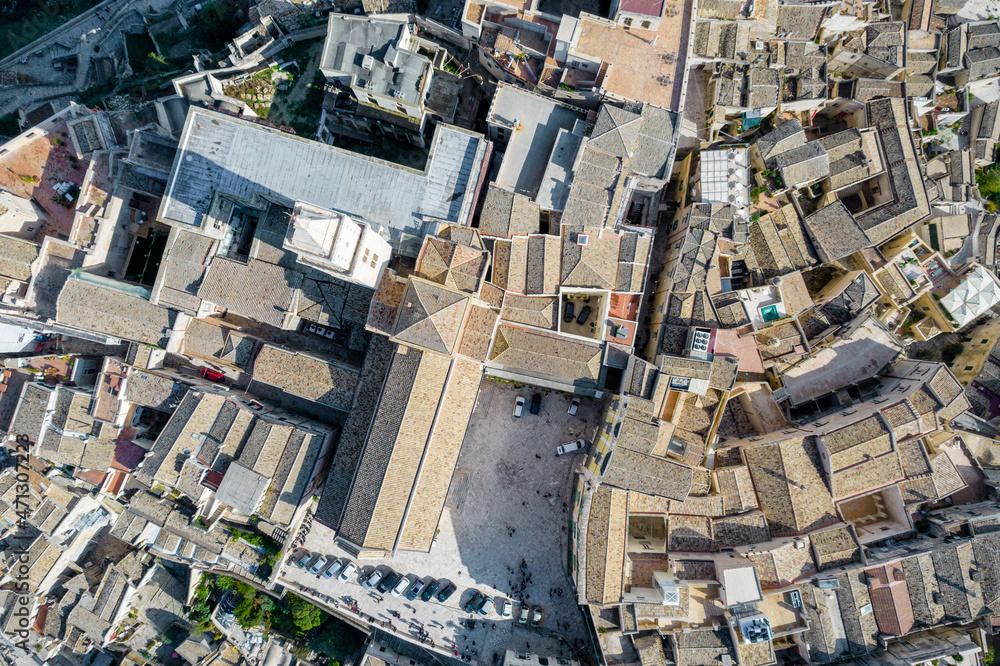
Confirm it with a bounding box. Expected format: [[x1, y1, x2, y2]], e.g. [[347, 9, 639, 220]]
[[200, 368, 226, 383]]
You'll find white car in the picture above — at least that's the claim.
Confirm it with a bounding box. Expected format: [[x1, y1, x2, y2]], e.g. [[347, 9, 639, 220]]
[[501, 599, 513, 617], [309, 556, 328, 576], [478, 598, 495, 616], [295, 552, 312, 568], [568, 398, 580, 415], [556, 439, 587, 456], [362, 569, 384, 590], [323, 559, 345, 579], [391, 575, 412, 597], [339, 561, 357, 582], [513, 396, 526, 418]]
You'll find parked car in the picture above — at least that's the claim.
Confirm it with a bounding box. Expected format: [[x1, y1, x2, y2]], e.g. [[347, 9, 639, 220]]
[[362, 569, 384, 591], [421, 580, 442, 601], [408, 577, 432, 601], [436, 581, 457, 602], [530, 393, 541, 415], [531, 606, 543, 626], [576, 306, 592, 325], [295, 552, 312, 569], [478, 597, 495, 616], [463, 591, 485, 613], [513, 396, 526, 418], [339, 561, 357, 582], [391, 575, 412, 597], [501, 599, 513, 618], [200, 368, 226, 383], [563, 301, 575, 322], [378, 571, 399, 594], [557, 439, 587, 456], [309, 556, 328, 576], [518, 605, 529, 624], [323, 559, 345, 579], [568, 398, 580, 416]]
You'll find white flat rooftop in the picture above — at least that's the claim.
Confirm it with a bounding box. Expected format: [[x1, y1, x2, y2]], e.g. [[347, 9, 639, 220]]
[[159, 108, 487, 243]]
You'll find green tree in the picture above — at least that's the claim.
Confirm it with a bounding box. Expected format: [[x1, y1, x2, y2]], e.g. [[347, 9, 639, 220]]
[[288, 595, 323, 632], [234, 596, 264, 628], [215, 576, 235, 590], [197, 1, 240, 49], [308, 620, 364, 661]]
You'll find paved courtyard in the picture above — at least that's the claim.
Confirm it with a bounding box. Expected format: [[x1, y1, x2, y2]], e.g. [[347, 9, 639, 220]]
[[278, 378, 608, 663]]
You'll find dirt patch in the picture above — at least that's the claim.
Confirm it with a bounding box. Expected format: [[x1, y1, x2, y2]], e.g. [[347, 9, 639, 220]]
[[223, 67, 287, 119]]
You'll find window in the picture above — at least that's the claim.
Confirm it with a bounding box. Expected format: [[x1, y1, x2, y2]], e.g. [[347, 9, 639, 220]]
[[600, 450, 614, 475], [623, 17, 632, 26], [396, 104, 407, 114], [641, 20, 650, 28], [373, 254, 379, 262]]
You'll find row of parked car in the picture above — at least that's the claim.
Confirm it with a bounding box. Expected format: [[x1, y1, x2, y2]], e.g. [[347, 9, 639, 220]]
[[294, 551, 544, 622], [296, 552, 358, 581], [294, 551, 461, 603], [462, 592, 544, 625], [364, 570, 458, 603], [513, 394, 582, 418]]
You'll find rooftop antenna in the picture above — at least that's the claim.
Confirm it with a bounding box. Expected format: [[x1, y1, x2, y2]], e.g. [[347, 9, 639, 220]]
[[650, 35, 658, 47]]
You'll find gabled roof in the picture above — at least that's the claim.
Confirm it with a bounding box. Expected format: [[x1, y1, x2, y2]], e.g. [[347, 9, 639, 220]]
[[479, 186, 540, 238], [489, 323, 603, 386], [56, 274, 176, 346], [584, 486, 627, 604], [756, 120, 806, 163], [0, 235, 39, 282], [589, 104, 643, 158], [810, 524, 861, 569], [198, 258, 301, 329], [744, 437, 838, 537], [746, 538, 817, 588], [251, 345, 359, 410], [561, 226, 621, 289], [804, 201, 870, 262], [391, 278, 470, 355], [865, 561, 914, 635], [416, 236, 488, 294]]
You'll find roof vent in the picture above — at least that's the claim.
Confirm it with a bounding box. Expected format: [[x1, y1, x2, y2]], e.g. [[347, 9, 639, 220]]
[[755, 41, 764, 50], [577, 233, 590, 246], [362, 54, 375, 70], [933, 592, 945, 604]]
